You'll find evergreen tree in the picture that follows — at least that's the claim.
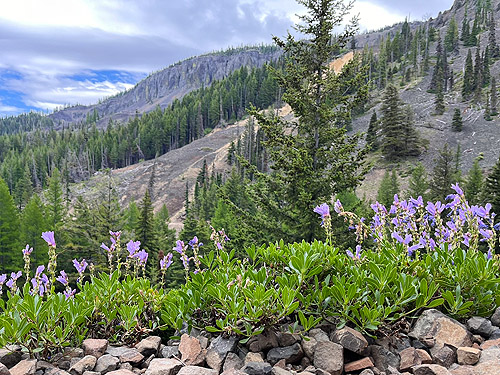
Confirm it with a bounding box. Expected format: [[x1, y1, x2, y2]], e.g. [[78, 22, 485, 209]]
[[465, 158, 483, 205], [14, 165, 33, 209], [45, 167, 65, 232], [435, 82, 445, 114], [452, 108, 463, 131], [461, 11, 470, 43], [0, 177, 20, 272], [482, 46, 491, 87], [462, 49, 474, 100], [20, 194, 49, 269], [125, 201, 140, 234], [377, 169, 399, 207], [154, 204, 176, 251], [483, 154, 500, 217], [491, 76, 498, 115], [366, 111, 379, 150], [406, 163, 429, 201], [429, 35, 444, 93], [473, 46, 483, 101], [430, 144, 459, 201], [488, 12, 499, 58], [445, 17, 459, 52], [485, 96, 492, 121], [136, 190, 158, 278]]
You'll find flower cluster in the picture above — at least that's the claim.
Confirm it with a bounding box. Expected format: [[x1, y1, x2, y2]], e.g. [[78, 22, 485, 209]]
[[210, 226, 230, 251], [31, 265, 49, 296]]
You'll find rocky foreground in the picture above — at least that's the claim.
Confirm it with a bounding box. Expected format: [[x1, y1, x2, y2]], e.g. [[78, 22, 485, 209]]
[[2, 309, 500, 375]]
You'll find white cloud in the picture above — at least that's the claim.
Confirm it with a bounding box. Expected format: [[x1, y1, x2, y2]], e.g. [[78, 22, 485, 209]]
[[355, 1, 406, 32]]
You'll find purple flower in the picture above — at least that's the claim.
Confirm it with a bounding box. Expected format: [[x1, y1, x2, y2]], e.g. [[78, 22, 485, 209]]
[[480, 229, 493, 240], [451, 183, 464, 196], [188, 236, 199, 248], [11, 271, 22, 280], [5, 279, 14, 289], [314, 203, 331, 218], [0, 274, 6, 284], [487, 249, 493, 260], [347, 245, 362, 260], [426, 201, 445, 217], [100, 243, 111, 252], [41, 231, 56, 247], [133, 250, 148, 265], [22, 244, 33, 256], [410, 196, 424, 207], [64, 288, 76, 299], [392, 232, 412, 245], [109, 230, 122, 239], [462, 233, 471, 247], [36, 265, 45, 276], [73, 259, 88, 274], [216, 242, 223, 250], [40, 274, 49, 285], [160, 253, 173, 270], [127, 240, 141, 256], [56, 270, 69, 286], [174, 240, 185, 254]]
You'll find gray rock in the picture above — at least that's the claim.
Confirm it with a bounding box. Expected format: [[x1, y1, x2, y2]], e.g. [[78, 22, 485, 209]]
[[206, 336, 238, 372], [69, 356, 97, 375], [0, 363, 10, 375], [95, 354, 119, 374], [9, 359, 37, 375], [360, 370, 375, 375], [241, 362, 273, 375], [141, 354, 156, 369], [331, 327, 368, 354], [118, 349, 144, 365], [277, 332, 300, 347], [247, 331, 279, 352], [45, 370, 71, 375], [308, 329, 330, 343], [160, 346, 179, 359], [491, 307, 500, 327], [370, 345, 400, 371], [0, 349, 22, 368], [82, 372, 100, 375], [412, 364, 452, 375], [466, 317, 495, 338], [106, 370, 136, 375], [144, 358, 182, 375], [431, 346, 456, 368], [267, 343, 303, 365], [136, 337, 162, 358], [223, 352, 243, 372], [177, 366, 218, 375], [313, 341, 343, 375], [489, 328, 500, 340], [301, 337, 317, 359], [271, 367, 292, 375], [82, 339, 108, 359]]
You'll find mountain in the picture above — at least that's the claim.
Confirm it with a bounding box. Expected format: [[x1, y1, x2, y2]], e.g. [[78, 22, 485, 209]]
[[48, 46, 282, 129]]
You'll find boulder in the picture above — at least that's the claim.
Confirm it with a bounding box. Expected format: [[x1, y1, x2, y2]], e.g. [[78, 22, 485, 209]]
[[94, 354, 119, 374], [0, 349, 22, 368], [276, 332, 300, 347], [9, 359, 37, 375], [313, 341, 343, 375], [266, 343, 303, 365], [106, 370, 136, 375], [0, 363, 10, 375], [160, 346, 179, 359], [491, 307, 500, 327], [82, 339, 108, 359], [136, 336, 162, 357], [344, 357, 374, 372], [331, 327, 368, 354], [412, 364, 452, 375], [456, 347, 481, 366], [301, 337, 317, 359], [144, 358, 183, 375], [399, 347, 421, 371], [118, 349, 144, 365], [480, 338, 500, 350], [205, 336, 238, 372], [369, 345, 400, 371], [241, 362, 273, 375], [69, 356, 97, 375], [177, 366, 218, 375], [179, 334, 206, 366], [432, 346, 456, 368], [466, 317, 494, 338], [308, 329, 330, 343], [247, 331, 278, 352]]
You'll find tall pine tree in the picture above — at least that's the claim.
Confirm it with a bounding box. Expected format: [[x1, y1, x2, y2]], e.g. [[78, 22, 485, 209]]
[[0, 177, 20, 272]]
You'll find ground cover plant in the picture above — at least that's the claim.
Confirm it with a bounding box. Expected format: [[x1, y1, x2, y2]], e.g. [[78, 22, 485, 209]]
[[0, 184, 498, 358]]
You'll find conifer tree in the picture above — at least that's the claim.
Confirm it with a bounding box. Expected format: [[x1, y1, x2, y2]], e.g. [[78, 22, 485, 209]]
[[0, 177, 20, 272], [430, 144, 458, 201], [491, 76, 498, 116], [461, 9, 470, 42], [45, 167, 65, 231], [488, 12, 499, 58], [482, 46, 491, 87], [483, 154, 500, 217], [14, 165, 33, 209], [462, 49, 474, 100], [485, 96, 492, 121], [473, 46, 483, 101], [406, 163, 429, 201], [465, 158, 483, 205], [445, 17, 459, 53], [452, 108, 463, 131], [125, 201, 140, 234], [136, 190, 158, 277], [366, 111, 379, 150], [435, 82, 445, 114], [20, 194, 48, 268], [154, 204, 176, 251], [429, 35, 444, 93], [377, 169, 399, 207]]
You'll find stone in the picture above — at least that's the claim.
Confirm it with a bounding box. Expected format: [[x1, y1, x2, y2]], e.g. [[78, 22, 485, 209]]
[[300, 356, 310, 368], [413, 340, 429, 350], [106, 347, 132, 357], [119, 349, 144, 365], [248, 331, 279, 352], [416, 349, 433, 364], [480, 338, 500, 350], [0, 349, 22, 368], [144, 358, 182, 375], [206, 336, 238, 372], [456, 347, 480, 366], [489, 328, 500, 340], [69, 356, 97, 375], [309, 329, 330, 343], [177, 366, 218, 375], [448, 365, 475, 375], [273, 359, 286, 369], [82, 339, 108, 359], [0, 363, 10, 375], [119, 363, 133, 371], [223, 353, 243, 372], [313, 341, 343, 375], [136, 337, 162, 358], [412, 364, 452, 375], [64, 348, 85, 359], [409, 309, 473, 356], [106, 370, 137, 375], [277, 332, 300, 347], [267, 343, 303, 365], [369, 345, 400, 371], [271, 367, 292, 375], [301, 337, 317, 359], [9, 359, 37, 375], [360, 370, 375, 375], [466, 317, 494, 338], [95, 354, 120, 374], [399, 347, 420, 371], [344, 357, 374, 372], [491, 307, 500, 327], [331, 327, 368, 354], [241, 362, 273, 375], [160, 346, 179, 359], [220, 369, 246, 375], [44, 371, 69, 375], [82, 372, 100, 375], [386, 365, 401, 374], [179, 335, 206, 366], [141, 354, 156, 369], [244, 353, 263, 364], [432, 346, 456, 368]]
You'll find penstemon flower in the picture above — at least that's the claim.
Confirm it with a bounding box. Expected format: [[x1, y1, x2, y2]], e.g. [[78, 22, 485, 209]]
[[159, 252, 173, 285], [41, 231, 57, 293], [22, 244, 33, 285], [73, 259, 88, 284]]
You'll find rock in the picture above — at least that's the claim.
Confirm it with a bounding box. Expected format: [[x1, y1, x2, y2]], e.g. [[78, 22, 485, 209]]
[[119, 363, 133, 371], [386, 365, 401, 374], [477, 347, 500, 363], [399, 347, 420, 371], [344, 357, 374, 372], [0, 349, 22, 368], [309, 329, 330, 343], [412, 364, 452, 375], [241, 362, 273, 375], [456, 347, 481, 366], [273, 359, 286, 369], [82, 339, 108, 359], [466, 317, 494, 338], [69, 356, 97, 375], [177, 366, 218, 375], [220, 369, 246, 375], [223, 353, 243, 372], [370, 345, 400, 371], [360, 370, 375, 375], [144, 358, 182, 375], [313, 341, 343, 375], [409, 309, 473, 356], [160, 346, 179, 359], [432, 346, 456, 368], [9, 359, 37, 375], [301, 337, 317, 359], [277, 332, 300, 347], [480, 338, 500, 350], [95, 354, 120, 374], [141, 354, 156, 369], [489, 328, 500, 340], [248, 331, 279, 352], [271, 367, 292, 375], [301, 356, 311, 368], [412, 340, 429, 350], [136, 337, 162, 358], [491, 307, 500, 327], [0, 363, 10, 375], [206, 336, 238, 372], [331, 327, 368, 354], [267, 343, 304, 365], [416, 349, 433, 364], [179, 335, 206, 366], [244, 353, 263, 364], [82, 372, 100, 375], [448, 365, 475, 375], [118, 349, 145, 365], [46, 371, 71, 375], [106, 370, 137, 375]]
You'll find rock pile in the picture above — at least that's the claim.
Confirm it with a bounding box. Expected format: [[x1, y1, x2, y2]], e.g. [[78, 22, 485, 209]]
[[1, 308, 500, 375]]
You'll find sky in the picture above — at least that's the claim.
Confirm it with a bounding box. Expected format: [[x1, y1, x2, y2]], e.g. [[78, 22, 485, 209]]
[[0, 0, 454, 117]]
